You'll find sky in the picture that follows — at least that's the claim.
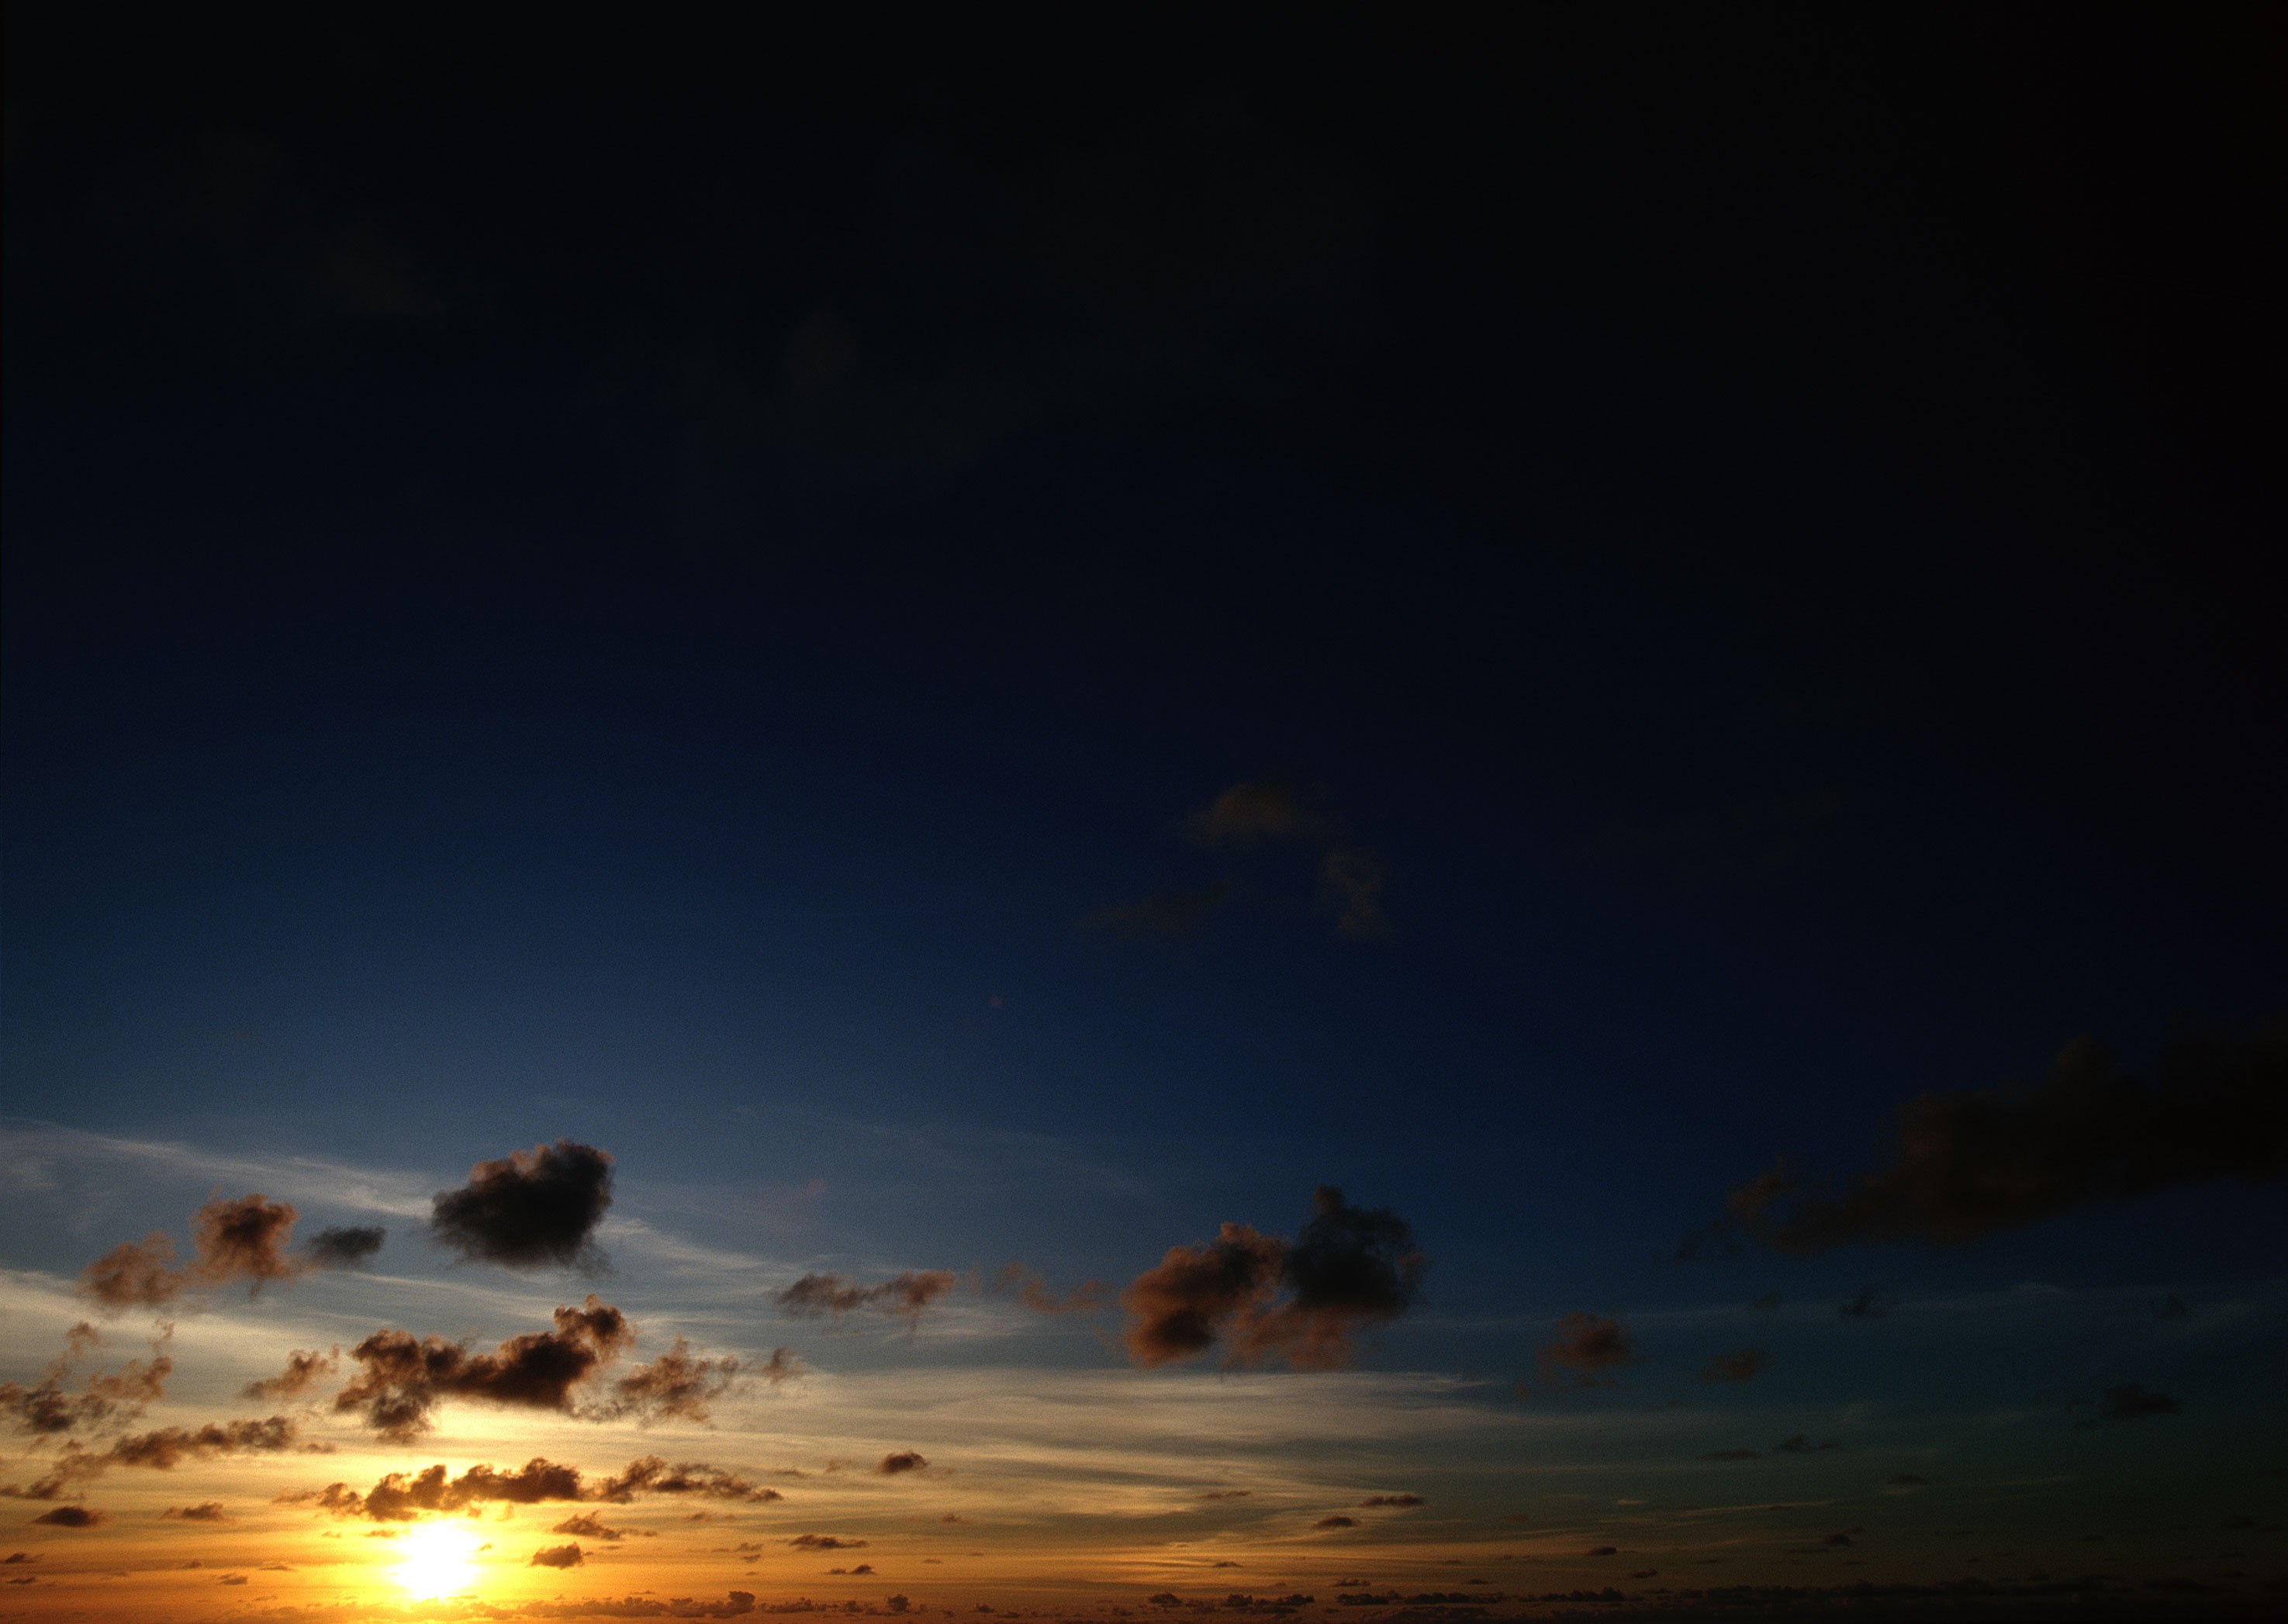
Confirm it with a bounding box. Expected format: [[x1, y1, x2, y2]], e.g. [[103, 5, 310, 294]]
[[2, 8, 2284, 1622]]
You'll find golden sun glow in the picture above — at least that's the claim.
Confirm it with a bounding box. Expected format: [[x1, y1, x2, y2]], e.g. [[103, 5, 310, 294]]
[[392, 1521, 481, 1599]]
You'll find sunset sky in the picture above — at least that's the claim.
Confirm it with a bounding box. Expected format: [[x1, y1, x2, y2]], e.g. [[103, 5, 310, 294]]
[[3, 9, 2283, 1622]]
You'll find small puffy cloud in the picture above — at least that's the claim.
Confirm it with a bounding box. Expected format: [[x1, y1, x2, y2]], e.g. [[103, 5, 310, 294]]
[[789, 1535, 867, 1550], [1360, 1495, 1421, 1508], [2, 1323, 171, 1434], [305, 1227, 386, 1269], [32, 1507, 105, 1528], [531, 1542, 584, 1568], [776, 1271, 957, 1329], [550, 1512, 620, 1540], [606, 1339, 742, 1424], [592, 1456, 781, 1505], [1534, 1312, 1640, 1390], [78, 1234, 185, 1310], [1314, 1515, 1357, 1529], [431, 1140, 614, 1270], [1709, 1026, 2288, 1251], [1122, 1187, 1425, 1370], [1837, 1290, 1890, 1321], [332, 1296, 635, 1439], [1696, 1348, 1771, 1384], [876, 1453, 927, 1476], [162, 1502, 230, 1522], [244, 1348, 339, 1404]]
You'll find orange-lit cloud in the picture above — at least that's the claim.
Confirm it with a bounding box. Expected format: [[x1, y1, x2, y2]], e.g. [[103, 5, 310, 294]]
[[775, 1270, 957, 1329]]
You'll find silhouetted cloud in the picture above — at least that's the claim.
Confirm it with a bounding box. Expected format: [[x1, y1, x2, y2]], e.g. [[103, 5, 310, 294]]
[[1837, 1290, 1891, 1320], [531, 1542, 584, 1568], [287, 1458, 593, 1521], [876, 1453, 927, 1476], [1121, 1187, 1425, 1370], [4, 1418, 302, 1500], [31, 1507, 103, 1528], [1696, 1348, 1771, 1384], [1533, 1313, 1640, 1390], [2091, 1383, 2182, 1422], [244, 1348, 338, 1404], [2, 1324, 171, 1434], [775, 1270, 957, 1329], [550, 1512, 620, 1540], [1776, 1435, 1840, 1453], [1314, 1515, 1357, 1530], [77, 1196, 381, 1310], [1360, 1494, 1422, 1508], [789, 1535, 867, 1550], [332, 1297, 634, 1439], [605, 1339, 742, 1423], [163, 1502, 230, 1521], [1101, 782, 1390, 942], [305, 1227, 386, 1269], [591, 1456, 782, 1505], [430, 1140, 615, 1270], [1201, 1491, 1251, 1501], [1712, 1026, 2288, 1251]]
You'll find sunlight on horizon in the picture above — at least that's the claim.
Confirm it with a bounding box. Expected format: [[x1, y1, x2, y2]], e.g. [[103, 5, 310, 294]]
[[392, 1521, 481, 1600]]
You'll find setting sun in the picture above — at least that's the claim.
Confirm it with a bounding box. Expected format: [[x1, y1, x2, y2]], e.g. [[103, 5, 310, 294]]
[[393, 1522, 481, 1599]]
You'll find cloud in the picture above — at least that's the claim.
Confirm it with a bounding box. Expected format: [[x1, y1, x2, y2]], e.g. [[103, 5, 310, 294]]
[[1200, 1491, 1251, 1501], [988, 1264, 1111, 1315], [789, 1535, 867, 1550], [1749, 1292, 1782, 1311], [775, 1270, 958, 1329], [1313, 1515, 1357, 1530], [591, 1456, 782, 1505], [605, 1339, 743, 1423], [2092, 1383, 2182, 1422], [4, 1416, 302, 1499], [331, 1296, 635, 1439], [1717, 1026, 2288, 1251], [1533, 1312, 1640, 1390], [876, 1452, 927, 1476], [285, 1458, 589, 1521], [1776, 1435, 1839, 1453], [756, 1346, 806, 1384], [551, 1512, 621, 1541], [430, 1140, 614, 1270], [163, 1502, 230, 1521], [305, 1227, 386, 1269], [1120, 1187, 1425, 1370], [76, 1195, 381, 1309], [31, 1507, 104, 1528], [531, 1542, 585, 1569], [1696, 1348, 1771, 1384], [2, 1323, 171, 1434], [1837, 1290, 1890, 1320], [1101, 782, 1390, 942], [1360, 1495, 1422, 1508], [244, 1347, 339, 1403]]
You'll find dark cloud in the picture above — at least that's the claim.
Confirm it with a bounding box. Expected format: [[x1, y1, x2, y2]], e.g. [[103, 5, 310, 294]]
[[4, 1416, 302, 1500], [1533, 1313, 1640, 1390], [305, 1227, 386, 1270], [531, 1542, 585, 1568], [592, 1456, 783, 1505], [1887, 1474, 1930, 1487], [1188, 782, 1389, 940], [1717, 1027, 2288, 1251], [789, 1535, 867, 1550], [430, 1140, 614, 1270], [551, 1512, 621, 1541], [285, 1457, 589, 1521], [187, 1194, 305, 1293], [2, 1324, 171, 1434], [988, 1264, 1111, 1315], [876, 1453, 927, 1476], [1314, 1515, 1357, 1530], [1702, 1450, 1761, 1462], [1671, 1166, 1793, 1263], [755, 1346, 806, 1385], [1120, 1187, 1425, 1370], [1360, 1495, 1422, 1508], [606, 1339, 742, 1423], [775, 1270, 958, 1329], [163, 1502, 230, 1521], [1837, 1290, 1891, 1321], [2093, 1383, 2183, 1422], [1696, 1348, 1771, 1384], [1201, 1491, 1251, 1501], [1776, 1435, 1840, 1453], [331, 1296, 635, 1439], [31, 1507, 104, 1528], [244, 1348, 339, 1403], [0, 1554, 33, 1564]]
